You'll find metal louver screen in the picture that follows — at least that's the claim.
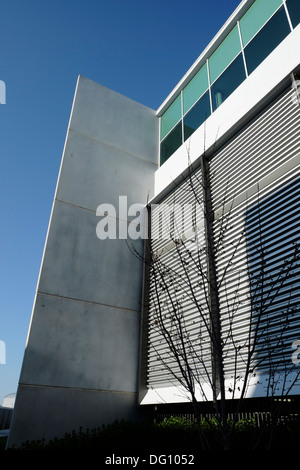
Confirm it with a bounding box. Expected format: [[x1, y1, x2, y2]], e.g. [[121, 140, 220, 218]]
[[211, 86, 300, 379], [145, 85, 300, 397], [147, 170, 210, 389], [210, 87, 300, 211], [245, 177, 300, 372]]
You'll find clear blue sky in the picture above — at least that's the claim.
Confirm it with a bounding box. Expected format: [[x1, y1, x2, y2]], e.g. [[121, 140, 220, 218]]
[[0, 0, 240, 405]]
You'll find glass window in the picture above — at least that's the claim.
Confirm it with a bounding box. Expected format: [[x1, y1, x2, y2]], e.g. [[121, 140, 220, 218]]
[[160, 95, 182, 140], [211, 53, 246, 111], [160, 121, 182, 165], [183, 64, 209, 114], [286, 0, 300, 28], [208, 25, 242, 84], [183, 91, 211, 141], [244, 6, 290, 76], [239, 0, 283, 47]]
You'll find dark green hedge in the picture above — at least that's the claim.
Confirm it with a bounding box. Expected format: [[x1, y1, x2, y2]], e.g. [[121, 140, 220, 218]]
[[6, 416, 300, 452]]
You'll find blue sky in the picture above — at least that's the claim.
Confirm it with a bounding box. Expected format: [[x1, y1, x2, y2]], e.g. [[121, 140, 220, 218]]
[[0, 0, 240, 404]]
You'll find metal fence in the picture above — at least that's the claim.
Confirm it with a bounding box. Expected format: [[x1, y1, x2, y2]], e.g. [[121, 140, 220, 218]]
[[150, 396, 300, 428]]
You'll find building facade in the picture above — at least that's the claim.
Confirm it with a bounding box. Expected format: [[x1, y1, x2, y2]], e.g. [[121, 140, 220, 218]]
[[8, 0, 300, 447]]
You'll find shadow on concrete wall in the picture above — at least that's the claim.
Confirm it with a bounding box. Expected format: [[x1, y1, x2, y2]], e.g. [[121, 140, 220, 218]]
[[245, 176, 300, 390]]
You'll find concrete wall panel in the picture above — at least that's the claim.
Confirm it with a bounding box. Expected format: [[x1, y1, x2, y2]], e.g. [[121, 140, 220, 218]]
[[56, 130, 156, 211], [7, 75, 158, 447], [70, 76, 158, 163], [37, 201, 145, 312], [19, 294, 141, 392], [9, 384, 140, 447]]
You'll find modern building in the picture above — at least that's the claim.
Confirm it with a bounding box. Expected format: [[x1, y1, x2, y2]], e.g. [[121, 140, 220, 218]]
[[0, 394, 15, 431], [7, 0, 300, 447], [2, 393, 16, 409]]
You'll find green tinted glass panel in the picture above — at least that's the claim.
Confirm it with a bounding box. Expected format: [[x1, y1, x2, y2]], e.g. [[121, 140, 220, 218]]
[[160, 95, 182, 140], [286, 0, 300, 28], [160, 122, 182, 165], [211, 53, 246, 111], [208, 25, 242, 84], [244, 7, 290, 75], [183, 64, 209, 114], [184, 91, 211, 141], [239, 0, 283, 47]]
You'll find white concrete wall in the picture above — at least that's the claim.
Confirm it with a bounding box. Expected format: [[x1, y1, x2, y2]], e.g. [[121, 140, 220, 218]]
[[8, 76, 158, 447]]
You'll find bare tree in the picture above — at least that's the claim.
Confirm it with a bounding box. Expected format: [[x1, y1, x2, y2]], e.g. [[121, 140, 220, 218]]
[[132, 152, 300, 450]]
